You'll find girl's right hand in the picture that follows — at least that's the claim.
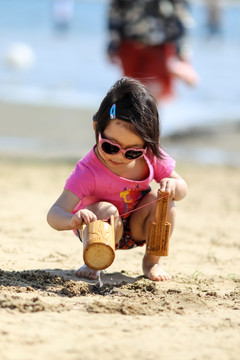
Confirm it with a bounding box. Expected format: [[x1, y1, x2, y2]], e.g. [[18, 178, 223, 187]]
[[70, 209, 97, 229]]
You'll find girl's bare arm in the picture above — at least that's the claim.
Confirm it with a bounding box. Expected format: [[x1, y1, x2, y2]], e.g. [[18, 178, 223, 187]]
[[47, 189, 96, 231]]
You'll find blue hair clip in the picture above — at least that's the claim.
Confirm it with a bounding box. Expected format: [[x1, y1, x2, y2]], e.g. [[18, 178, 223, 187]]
[[110, 104, 116, 119]]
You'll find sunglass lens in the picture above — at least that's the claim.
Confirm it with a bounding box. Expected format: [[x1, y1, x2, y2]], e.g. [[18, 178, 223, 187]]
[[101, 141, 119, 154], [125, 150, 143, 159]]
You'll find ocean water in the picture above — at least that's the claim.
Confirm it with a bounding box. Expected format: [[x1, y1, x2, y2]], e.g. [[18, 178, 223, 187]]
[[0, 0, 240, 137]]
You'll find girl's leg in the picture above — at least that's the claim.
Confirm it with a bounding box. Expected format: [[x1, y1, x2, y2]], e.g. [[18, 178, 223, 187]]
[[75, 202, 123, 280], [130, 189, 176, 281]]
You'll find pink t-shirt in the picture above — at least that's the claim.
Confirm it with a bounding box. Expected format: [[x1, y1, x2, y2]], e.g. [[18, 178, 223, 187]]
[[64, 146, 175, 218]]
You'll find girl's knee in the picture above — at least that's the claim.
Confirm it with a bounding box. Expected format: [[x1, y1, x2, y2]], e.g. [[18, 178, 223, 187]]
[[87, 201, 120, 220], [100, 202, 120, 219], [97, 202, 123, 242]]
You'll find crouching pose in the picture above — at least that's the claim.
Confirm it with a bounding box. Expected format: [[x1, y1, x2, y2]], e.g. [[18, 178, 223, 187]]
[[47, 77, 187, 281]]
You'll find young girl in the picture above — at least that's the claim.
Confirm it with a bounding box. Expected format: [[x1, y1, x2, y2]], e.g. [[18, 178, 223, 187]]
[[47, 77, 187, 281]]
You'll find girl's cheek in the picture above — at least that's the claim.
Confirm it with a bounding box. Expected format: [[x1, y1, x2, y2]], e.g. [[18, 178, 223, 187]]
[[97, 145, 109, 161]]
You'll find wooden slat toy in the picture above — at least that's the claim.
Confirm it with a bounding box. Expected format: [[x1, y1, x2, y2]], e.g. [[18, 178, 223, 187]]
[[146, 190, 171, 256], [82, 215, 115, 270]]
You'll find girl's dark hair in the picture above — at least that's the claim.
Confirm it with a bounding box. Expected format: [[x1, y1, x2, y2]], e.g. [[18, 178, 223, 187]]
[[93, 77, 162, 159]]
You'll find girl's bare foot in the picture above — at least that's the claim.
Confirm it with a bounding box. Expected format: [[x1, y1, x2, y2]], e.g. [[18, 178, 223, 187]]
[[142, 254, 171, 281], [75, 264, 99, 280]]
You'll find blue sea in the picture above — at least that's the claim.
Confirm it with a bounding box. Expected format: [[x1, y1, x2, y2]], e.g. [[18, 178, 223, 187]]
[[0, 0, 240, 137]]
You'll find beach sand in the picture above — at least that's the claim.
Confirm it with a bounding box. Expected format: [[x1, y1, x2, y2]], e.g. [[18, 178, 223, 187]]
[[0, 102, 240, 360]]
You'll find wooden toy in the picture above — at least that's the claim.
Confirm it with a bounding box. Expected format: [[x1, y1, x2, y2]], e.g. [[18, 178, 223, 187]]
[[82, 215, 115, 270], [146, 190, 171, 256]]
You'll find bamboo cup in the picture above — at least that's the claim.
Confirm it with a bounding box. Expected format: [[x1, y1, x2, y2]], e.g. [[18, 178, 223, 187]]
[[82, 216, 115, 270]]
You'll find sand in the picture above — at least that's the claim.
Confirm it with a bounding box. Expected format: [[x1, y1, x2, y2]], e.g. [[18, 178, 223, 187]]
[[0, 155, 239, 360], [0, 99, 240, 360]]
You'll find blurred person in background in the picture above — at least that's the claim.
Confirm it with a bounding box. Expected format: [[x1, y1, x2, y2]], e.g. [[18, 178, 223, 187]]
[[107, 0, 199, 103], [205, 0, 222, 37], [52, 0, 75, 31]]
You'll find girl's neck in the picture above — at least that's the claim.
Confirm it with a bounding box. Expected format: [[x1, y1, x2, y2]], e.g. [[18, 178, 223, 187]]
[[94, 145, 149, 181]]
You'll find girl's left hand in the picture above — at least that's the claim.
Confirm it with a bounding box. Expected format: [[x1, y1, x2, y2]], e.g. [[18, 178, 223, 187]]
[[159, 170, 188, 201], [159, 178, 177, 199]]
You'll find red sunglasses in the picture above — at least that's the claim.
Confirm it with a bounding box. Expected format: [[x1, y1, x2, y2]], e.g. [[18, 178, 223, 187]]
[[98, 133, 146, 160]]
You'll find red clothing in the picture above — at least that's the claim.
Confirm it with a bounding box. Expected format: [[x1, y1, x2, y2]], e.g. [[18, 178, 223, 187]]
[[118, 40, 177, 100]]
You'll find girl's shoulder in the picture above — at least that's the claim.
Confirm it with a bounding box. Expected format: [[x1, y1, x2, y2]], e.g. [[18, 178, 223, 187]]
[[148, 149, 176, 181]]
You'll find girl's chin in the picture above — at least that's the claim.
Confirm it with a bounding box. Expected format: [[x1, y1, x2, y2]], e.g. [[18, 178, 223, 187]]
[[109, 160, 123, 166]]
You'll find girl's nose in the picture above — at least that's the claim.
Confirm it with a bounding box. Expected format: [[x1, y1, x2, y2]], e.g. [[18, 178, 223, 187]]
[[113, 151, 125, 161]]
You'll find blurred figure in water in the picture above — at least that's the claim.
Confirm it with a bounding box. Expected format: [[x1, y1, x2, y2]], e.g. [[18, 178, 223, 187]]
[[205, 0, 222, 37], [52, 0, 75, 32], [107, 0, 199, 103]]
